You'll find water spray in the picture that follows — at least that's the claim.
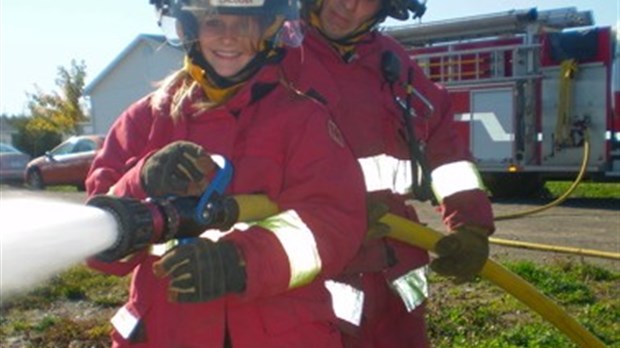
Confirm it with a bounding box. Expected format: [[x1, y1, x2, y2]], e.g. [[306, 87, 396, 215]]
[[0, 156, 235, 299], [0, 198, 118, 296]]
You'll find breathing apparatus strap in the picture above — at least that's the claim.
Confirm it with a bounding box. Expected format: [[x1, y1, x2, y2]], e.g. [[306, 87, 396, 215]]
[[403, 68, 435, 203], [381, 51, 435, 203]]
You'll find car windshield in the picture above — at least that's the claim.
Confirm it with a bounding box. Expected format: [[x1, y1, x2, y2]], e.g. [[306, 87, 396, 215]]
[[49, 138, 98, 155], [0, 143, 20, 153]]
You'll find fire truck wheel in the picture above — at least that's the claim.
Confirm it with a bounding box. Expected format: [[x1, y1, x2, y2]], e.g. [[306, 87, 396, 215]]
[[484, 174, 546, 200]]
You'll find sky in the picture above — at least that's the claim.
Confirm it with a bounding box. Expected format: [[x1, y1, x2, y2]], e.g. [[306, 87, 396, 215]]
[[1, 0, 618, 116]]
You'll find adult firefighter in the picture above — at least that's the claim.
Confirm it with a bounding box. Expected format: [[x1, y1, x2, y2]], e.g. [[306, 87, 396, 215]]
[[84, 0, 366, 346], [282, 0, 496, 346]]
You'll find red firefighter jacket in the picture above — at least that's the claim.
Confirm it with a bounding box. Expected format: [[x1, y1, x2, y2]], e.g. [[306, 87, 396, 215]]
[[85, 63, 366, 347], [284, 28, 495, 294]]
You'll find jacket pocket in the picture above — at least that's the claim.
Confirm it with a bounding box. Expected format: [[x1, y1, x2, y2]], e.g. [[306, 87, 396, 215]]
[[257, 288, 333, 335]]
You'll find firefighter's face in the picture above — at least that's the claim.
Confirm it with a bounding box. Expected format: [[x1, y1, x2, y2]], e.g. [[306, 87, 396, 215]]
[[198, 14, 261, 77], [318, 0, 381, 40]]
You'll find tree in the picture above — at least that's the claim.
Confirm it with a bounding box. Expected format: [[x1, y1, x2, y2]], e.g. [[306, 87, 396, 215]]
[[26, 59, 88, 136], [11, 60, 88, 156], [10, 114, 62, 157]]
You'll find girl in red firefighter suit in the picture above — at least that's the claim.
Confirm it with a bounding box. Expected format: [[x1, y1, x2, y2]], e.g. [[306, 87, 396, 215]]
[[84, 0, 366, 347], [281, 0, 496, 346]]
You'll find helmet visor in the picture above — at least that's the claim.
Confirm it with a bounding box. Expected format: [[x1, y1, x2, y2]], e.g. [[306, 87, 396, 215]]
[[159, 14, 183, 46], [157, 0, 302, 47]]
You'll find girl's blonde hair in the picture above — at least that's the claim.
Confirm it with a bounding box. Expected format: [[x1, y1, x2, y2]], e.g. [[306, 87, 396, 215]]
[[150, 69, 215, 121]]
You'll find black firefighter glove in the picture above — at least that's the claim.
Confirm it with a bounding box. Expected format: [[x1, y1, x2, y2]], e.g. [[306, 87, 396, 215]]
[[364, 199, 397, 268], [152, 239, 246, 303], [141, 141, 216, 198], [430, 226, 490, 284], [366, 200, 392, 242], [340, 200, 397, 274]]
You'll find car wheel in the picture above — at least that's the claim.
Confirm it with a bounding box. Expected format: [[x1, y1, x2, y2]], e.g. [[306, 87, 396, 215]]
[[26, 169, 45, 190]]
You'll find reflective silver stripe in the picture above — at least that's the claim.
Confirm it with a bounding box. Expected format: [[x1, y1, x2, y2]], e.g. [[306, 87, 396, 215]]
[[149, 239, 179, 256], [324, 280, 365, 326], [110, 305, 140, 339], [358, 154, 412, 194], [256, 210, 322, 288], [431, 161, 483, 202], [390, 266, 429, 312]]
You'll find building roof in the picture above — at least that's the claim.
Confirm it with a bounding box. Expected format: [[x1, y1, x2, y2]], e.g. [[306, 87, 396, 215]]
[[84, 34, 179, 95]]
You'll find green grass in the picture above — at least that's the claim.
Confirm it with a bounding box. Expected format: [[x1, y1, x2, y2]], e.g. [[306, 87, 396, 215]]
[[1, 267, 128, 346], [45, 185, 80, 192], [2, 267, 128, 310], [545, 181, 620, 199], [427, 260, 620, 348], [2, 260, 618, 347]]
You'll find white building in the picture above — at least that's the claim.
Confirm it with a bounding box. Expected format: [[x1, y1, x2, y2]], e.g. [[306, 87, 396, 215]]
[[84, 34, 183, 135]]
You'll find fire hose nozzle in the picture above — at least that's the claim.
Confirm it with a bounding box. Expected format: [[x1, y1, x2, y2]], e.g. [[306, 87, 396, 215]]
[[86, 194, 240, 263], [86, 195, 161, 262]]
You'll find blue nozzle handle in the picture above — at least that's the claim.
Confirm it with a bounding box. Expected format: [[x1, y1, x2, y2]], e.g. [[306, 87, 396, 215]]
[[194, 155, 233, 225]]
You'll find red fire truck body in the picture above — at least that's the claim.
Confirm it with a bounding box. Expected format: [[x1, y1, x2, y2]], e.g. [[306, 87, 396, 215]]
[[387, 7, 619, 197]]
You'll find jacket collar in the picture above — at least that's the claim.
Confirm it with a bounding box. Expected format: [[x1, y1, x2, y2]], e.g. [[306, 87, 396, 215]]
[[305, 26, 379, 64], [180, 63, 281, 118]]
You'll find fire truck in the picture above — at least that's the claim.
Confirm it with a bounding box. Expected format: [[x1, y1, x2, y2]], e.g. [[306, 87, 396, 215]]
[[386, 7, 620, 198]]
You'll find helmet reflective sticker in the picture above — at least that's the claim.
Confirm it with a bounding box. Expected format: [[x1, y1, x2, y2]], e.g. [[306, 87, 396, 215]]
[[209, 0, 266, 8]]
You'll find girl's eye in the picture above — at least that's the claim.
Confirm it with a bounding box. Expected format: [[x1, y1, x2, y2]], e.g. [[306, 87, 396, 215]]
[[203, 19, 224, 30], [199, 16, 256, 37]]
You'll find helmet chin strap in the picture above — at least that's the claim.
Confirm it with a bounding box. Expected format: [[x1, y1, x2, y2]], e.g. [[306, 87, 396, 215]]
[[185, 43, 286, 105], [185, 56, 245, 106], [187, 42, 264, 89]]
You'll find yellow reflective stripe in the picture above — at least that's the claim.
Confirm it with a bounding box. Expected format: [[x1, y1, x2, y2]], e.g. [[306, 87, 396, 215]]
[[431, 161, 484, 202], [358, 154, 412, 194], [390, 266, 428, 312], [256, 210, 322, 289]]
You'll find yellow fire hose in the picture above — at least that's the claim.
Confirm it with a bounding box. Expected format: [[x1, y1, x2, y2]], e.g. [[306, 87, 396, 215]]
[[494, 133, 590, 221], [489, 237, 620, 261], [382, 214, 606, 348], [488, 135, 620, 261], [233, 194, 606, 348]]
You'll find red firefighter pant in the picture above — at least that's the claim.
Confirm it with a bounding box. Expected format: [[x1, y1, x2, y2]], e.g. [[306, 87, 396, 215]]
[[341, 272, 430, 348]]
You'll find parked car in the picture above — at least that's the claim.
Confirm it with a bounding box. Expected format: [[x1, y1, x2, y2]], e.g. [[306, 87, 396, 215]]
[[24, 135, 105, 190], [0, 143, 31, 184]]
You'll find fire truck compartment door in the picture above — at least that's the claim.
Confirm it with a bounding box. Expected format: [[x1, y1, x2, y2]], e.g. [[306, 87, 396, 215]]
[[541, 64, 607, 166], [470, 89, 514, 163]]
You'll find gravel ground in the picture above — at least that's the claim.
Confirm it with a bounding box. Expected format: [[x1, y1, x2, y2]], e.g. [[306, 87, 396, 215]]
[[413, 196, 620, 269]]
